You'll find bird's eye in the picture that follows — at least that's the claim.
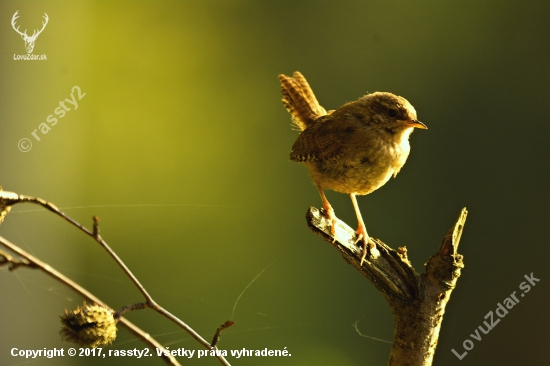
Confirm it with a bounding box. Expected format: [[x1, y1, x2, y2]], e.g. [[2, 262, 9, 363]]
[[388, 108, 398, 117]]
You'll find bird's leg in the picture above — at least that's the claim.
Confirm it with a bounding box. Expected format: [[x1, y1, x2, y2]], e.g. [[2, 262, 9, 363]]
[[350, 194, 374, 265], [316, 184, 337, 236]]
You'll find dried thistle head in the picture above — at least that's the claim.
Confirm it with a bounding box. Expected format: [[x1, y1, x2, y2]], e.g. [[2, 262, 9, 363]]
[[60, 302, 117, 348]]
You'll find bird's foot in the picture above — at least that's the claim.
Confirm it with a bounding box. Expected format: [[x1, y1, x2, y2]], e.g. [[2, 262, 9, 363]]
[[328, 214, 338, 243], [355, 232, 375, 266], [321, 205, 338, 242]]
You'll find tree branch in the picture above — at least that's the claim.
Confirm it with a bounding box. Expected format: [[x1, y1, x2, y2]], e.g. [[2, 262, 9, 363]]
[[306, 206, 467, 366]]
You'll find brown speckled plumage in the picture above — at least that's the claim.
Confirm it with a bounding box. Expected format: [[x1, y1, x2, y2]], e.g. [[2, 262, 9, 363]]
[[279, 71, 427, 263]]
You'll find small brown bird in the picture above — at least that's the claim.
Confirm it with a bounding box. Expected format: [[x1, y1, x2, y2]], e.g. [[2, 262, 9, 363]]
[[279, 71, 426, 263]]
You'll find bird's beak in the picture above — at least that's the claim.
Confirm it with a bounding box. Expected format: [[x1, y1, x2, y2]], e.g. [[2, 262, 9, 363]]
[[406, 119, 427, 129]]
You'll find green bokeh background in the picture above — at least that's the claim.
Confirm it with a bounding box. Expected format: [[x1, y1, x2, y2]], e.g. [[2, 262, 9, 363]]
[[1, 1, 549, 365]]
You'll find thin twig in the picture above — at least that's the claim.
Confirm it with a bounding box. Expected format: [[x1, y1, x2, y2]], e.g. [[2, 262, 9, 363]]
[[0, 248, 36, 270], [211, 321, 235, 348], [0, 235, 180, 366], [1, 191, 232, 366], [114, 302, 148, 319], [91, 216, 155, 303], [90, 216, 230, 365]]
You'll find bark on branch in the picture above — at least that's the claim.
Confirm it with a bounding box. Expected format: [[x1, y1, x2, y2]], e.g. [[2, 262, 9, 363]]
[[306, 206, 467, 366]]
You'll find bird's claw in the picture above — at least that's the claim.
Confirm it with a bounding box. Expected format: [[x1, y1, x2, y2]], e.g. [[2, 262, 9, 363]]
[[356, 234, 375, 266], [330, 217, 338, 243], [320, 207, 338, 242]]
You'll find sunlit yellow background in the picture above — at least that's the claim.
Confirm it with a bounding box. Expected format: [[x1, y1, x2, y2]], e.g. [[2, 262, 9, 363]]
[[1, 1, 549, 365]]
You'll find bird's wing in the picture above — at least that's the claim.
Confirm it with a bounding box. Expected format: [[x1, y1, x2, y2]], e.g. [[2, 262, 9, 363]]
[[290, 115, 355, 162], [279, 72, 327, 131]]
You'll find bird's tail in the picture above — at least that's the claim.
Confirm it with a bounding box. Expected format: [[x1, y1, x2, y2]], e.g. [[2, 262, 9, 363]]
[[278, 72, 327, 131]]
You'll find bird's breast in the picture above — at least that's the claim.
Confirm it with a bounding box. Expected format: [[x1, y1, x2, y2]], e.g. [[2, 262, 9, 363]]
[[307, 131, 411, 195]]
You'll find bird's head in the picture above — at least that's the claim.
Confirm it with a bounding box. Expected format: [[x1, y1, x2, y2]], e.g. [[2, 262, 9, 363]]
[[358, 92, 427, 132]]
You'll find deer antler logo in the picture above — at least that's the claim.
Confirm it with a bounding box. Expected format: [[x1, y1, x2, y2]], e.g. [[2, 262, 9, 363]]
[[11, 11, 49, 54]]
